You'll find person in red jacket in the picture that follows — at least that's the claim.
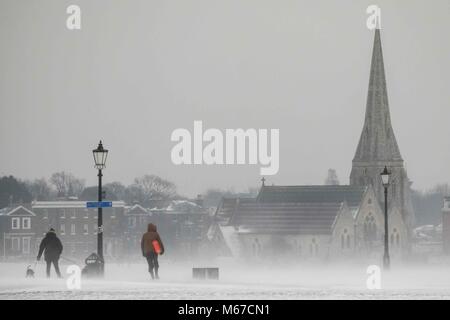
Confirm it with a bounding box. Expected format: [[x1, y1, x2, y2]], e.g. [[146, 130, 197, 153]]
[[141, 223, 165, 279]]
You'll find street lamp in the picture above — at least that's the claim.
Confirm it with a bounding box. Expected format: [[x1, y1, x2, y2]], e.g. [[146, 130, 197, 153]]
[[380, 166, 391, 270], [93, 140, 108, 273]]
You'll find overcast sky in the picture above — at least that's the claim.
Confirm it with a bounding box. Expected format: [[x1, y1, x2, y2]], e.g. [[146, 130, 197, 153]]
[[0, 0, 449, 197]]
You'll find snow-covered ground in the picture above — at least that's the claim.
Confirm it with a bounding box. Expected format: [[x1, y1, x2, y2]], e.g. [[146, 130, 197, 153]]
[[1, 259, 450, 299]]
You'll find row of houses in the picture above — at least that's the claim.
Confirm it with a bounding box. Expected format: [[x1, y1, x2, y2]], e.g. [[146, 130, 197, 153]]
[[0, 198, 211, 261], [2, 183, 446, 264]]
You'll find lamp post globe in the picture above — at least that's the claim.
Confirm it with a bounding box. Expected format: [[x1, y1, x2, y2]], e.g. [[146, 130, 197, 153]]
[[93, 140, 108, 170]]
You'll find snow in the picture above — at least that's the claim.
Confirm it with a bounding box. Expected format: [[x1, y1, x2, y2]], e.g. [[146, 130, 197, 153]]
[[1, 259, 450, 299]]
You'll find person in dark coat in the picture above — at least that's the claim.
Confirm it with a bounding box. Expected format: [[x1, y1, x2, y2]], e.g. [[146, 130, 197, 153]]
[[37, 228, 63, 278], [141, 223, 164, 279]]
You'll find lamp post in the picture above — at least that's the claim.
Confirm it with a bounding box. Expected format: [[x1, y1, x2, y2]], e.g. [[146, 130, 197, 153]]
[[380, 166, 391, 270], [92, 141, 108, 272]]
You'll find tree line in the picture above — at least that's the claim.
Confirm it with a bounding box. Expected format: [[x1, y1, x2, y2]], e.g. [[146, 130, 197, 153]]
[[0, 172, 178, 208], [1, 172, 448, 226]]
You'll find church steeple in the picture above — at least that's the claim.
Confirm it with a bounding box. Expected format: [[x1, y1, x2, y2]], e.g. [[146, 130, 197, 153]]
[[350, 28, 415, 236], [353, 28, 402, 163]]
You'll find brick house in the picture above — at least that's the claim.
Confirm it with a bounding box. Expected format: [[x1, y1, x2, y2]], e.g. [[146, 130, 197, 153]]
[[31, 201, 126, 260]]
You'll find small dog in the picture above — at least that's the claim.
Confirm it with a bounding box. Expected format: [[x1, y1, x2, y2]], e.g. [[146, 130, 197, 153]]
[[26, 265, 35, 278]]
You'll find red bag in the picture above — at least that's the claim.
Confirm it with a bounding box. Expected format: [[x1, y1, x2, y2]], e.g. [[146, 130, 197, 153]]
[[152, 240, 162, 254]]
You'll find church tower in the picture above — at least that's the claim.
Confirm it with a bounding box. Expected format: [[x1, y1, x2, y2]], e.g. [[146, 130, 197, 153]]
[[350, 28, 415, 233]]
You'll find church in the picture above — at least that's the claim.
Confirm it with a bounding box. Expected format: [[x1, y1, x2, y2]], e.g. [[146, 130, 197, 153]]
[[210, 27, 414, 261]]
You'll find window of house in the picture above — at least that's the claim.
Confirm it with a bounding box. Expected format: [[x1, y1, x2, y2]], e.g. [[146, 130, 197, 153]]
[[71, 209, 76, 219], [84, 209, 89, 219], [71, 224, 76, 235], [60, 224, 65, 235], [22, 217, 31, 229], [11, 237, 20, 251], [61, 209, 66, 219], [83, 224, 88, 235], [22, 237, 31, 254], [128, 217, 136, 228], [43, 209, 48, 219], [11, 217, 20, 229]]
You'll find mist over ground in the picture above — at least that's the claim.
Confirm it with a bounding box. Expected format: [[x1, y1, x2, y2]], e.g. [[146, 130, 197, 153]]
[[1, 257, 450, 299]]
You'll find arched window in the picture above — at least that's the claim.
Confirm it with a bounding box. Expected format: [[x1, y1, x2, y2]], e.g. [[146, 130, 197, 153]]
[[341, 229, 349, 250], [252, 238, 261, 257], [364, 213, 376, 242], [310, 238, 319, 256], [390, 228, 400, 248]]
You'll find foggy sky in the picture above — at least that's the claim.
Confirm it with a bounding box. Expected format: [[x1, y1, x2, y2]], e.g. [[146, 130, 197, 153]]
[[1, 0, 449, 197]]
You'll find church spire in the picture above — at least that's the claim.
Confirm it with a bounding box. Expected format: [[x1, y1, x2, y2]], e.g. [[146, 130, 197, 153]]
[[353, 29, 403, 163]]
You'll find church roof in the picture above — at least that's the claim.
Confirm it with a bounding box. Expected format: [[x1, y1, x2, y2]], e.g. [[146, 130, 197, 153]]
[[256, 185, 368, 208], [228, 202, 344, 235], [353, 28, 403, 163]]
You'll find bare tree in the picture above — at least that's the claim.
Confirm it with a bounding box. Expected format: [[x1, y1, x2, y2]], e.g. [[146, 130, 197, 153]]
[[49, 172, 85, 198], [131, 175, 177, 204], [104, 181, 127, 200], [25, 178, 54, 201]]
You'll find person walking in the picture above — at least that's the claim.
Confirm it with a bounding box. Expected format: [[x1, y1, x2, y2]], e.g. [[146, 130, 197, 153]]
[[37, 228, 63, 278], [141, 223, 165, 279]]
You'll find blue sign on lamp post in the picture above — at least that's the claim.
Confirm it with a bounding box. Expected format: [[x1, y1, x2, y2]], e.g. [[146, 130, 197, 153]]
[[86, 201, 113, 209]]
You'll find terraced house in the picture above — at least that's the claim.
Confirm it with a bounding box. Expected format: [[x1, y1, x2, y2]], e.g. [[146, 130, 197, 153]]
[[30, 201, 126, 260]]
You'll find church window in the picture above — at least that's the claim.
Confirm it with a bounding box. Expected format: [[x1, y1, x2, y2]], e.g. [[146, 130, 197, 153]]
[[310, 238, 319, 256], [341, 229, 349, 250], [252, 238, 261, 257], [391, 228, 400, 247], [364, 213, 376, 242]]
